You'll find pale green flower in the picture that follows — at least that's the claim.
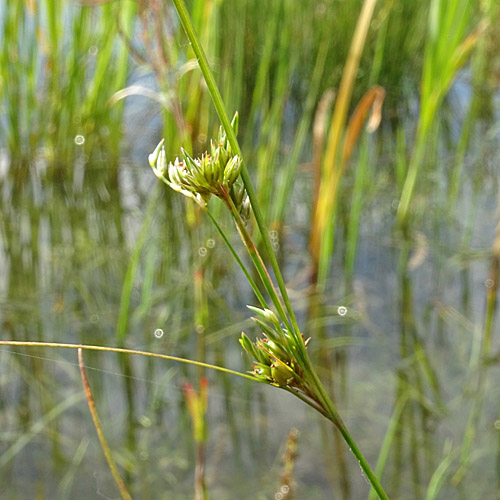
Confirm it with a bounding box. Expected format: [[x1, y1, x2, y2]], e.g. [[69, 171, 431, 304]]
[[149, 113, 244, 209]]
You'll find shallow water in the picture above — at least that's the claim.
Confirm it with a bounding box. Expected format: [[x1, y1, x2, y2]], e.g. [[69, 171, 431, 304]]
[[1, 39, 500, 500]]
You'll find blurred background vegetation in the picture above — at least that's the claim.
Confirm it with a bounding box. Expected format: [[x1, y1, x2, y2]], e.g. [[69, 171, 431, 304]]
[[0, 0, 500, 499]]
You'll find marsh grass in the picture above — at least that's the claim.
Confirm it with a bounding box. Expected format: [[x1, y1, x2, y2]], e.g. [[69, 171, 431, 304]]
[[0, 0, 135, 163], [1, 0, 500, 499], [146, 2, 393, 498], [309, 0, 378, 290], [397, 0, 482, 225]]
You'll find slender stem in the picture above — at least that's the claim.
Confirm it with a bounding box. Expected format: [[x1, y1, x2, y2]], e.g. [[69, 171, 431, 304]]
[[171, 0, 301, 339], [333, 415, 391, 500], [0, 341, 260, 383], [170, 2, 391, 498], [206, 208, 268, 309], [219, 188, 294, 335], [305, 356, 390, 500], [368, 395, 408, 500], [78, 349, 132, 500], [282, 386, 330, 420]]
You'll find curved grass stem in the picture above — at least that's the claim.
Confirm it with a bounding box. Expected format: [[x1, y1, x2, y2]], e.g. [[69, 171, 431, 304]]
[[0, 341, 260, 383], [78, 349, 132, 500]]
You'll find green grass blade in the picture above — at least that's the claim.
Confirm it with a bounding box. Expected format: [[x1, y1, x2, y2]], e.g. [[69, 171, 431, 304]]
[[0, 391, 84, 468]]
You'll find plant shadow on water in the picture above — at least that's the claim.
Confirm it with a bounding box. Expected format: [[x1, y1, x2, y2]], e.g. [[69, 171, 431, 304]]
[[1, 0, 500, 499]]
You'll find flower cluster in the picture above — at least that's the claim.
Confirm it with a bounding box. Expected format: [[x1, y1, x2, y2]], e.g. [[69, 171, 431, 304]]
[[239, 306, 309, 389], [148, 113, 245, 210]]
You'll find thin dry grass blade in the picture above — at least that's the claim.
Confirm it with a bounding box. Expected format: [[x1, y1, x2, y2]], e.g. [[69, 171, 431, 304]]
[[78, 348, 132, 500], [448, 21, 486, 78], [309, 0, 377, 274], [342, 85, 385, 164], [311, 89, 336, 216], [483, 189, 500, 355]]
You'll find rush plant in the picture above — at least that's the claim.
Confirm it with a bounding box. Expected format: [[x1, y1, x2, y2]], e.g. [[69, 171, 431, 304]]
[[149, 115, 391, 500], [148, 4, 391, 498]]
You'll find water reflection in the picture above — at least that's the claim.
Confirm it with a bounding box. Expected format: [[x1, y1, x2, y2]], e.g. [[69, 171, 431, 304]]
[[0, 92, 500, 500]]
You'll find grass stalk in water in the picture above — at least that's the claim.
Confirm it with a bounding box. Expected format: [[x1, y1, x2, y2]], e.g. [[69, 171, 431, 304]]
[[309, 0, 378, 289], [78, 348, 132, 500], [396, 0, 482, 225], [148, 25, 390, 496]]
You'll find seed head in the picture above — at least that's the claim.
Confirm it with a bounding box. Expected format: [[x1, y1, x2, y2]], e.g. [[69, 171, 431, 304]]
[[148, 113, 243, 208], [239, 306, 307, 390]]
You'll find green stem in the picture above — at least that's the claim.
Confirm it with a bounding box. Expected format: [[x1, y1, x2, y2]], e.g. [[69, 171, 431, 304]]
[[170, 2, 391, 498], [334, 426, 390, 500], [224, 86, 391, 500], [0, 341, 260, 383], [171, 0, 301, 340], [368, 394, 408, 500], [282, 386, 330, 420], [307, 359, 390, 500], [219, 189, 291, 329], [206, 209, 267, 309]]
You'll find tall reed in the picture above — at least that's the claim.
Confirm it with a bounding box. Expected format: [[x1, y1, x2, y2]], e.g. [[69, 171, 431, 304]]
[[0, 0, 134, 162], [397, 0, 481, 225], [309, 0, 380, 289]]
